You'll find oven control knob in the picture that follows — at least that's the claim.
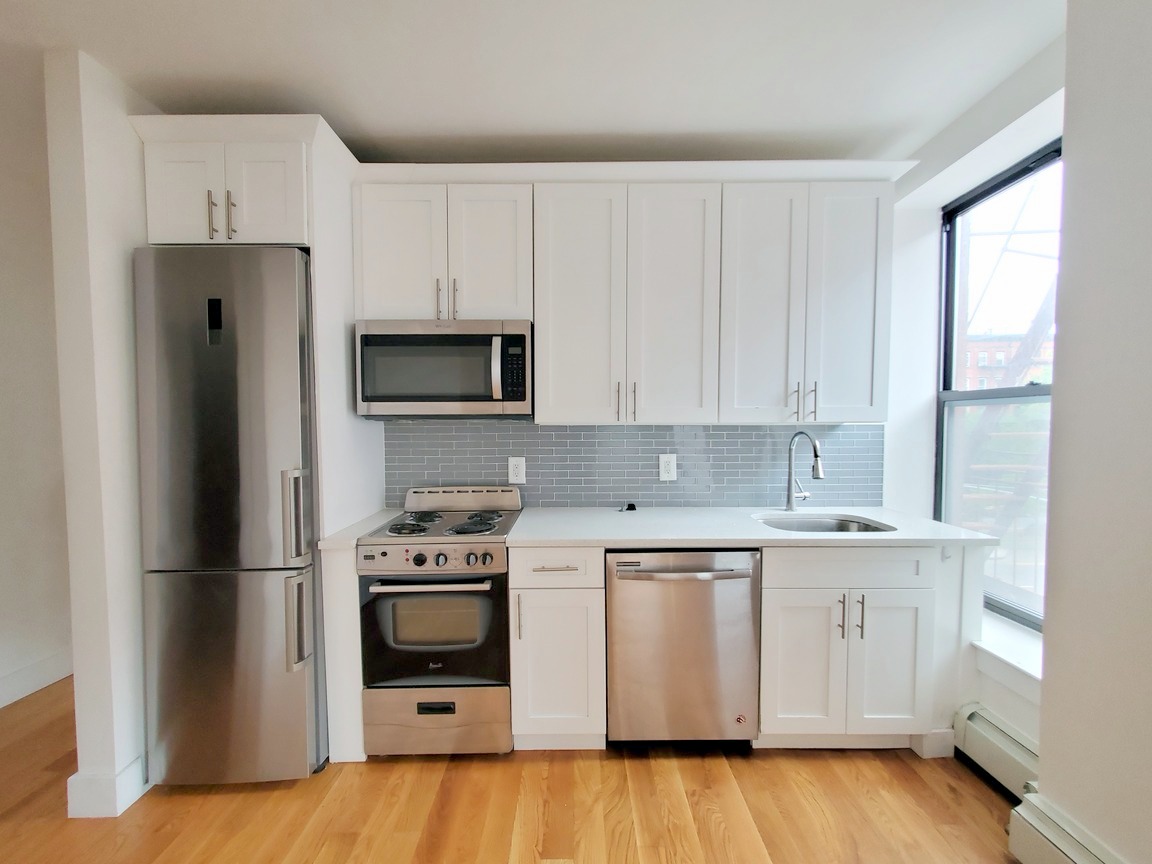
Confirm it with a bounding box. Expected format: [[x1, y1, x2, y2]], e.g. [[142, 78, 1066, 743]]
[[411, 553, 427, 567], [434, 553, 448, 567], [480, 552, 494, 566], [465, 552, 478, 566]]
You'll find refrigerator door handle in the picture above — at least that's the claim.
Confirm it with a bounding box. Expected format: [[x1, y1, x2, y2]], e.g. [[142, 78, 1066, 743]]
[[285, 573, 308, 672], [281, 469, 307, 566]]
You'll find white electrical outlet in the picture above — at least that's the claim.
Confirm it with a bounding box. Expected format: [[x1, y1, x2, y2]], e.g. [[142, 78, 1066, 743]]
[[508, 456, 526, 485], [659, 453, 677, 481]]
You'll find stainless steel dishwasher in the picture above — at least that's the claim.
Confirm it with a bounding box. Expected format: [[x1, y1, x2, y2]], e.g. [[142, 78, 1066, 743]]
[[606, 550, 761, 741]]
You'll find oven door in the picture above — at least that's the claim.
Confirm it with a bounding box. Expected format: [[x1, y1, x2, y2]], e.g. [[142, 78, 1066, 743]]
[[359, 575, 509, 688], [355, 320, 531, 417]]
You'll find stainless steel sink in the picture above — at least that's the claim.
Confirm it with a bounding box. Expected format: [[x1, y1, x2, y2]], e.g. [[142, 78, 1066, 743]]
[[753, 513, 896, 533]]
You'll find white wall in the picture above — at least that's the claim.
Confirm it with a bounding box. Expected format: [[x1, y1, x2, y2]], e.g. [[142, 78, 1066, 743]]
[[883, 206, 940, 516], [44, 49, 159, 817], [1023, 1, 1152, 860], [309, 122, 385, 534], [0, 45, 73, 706]]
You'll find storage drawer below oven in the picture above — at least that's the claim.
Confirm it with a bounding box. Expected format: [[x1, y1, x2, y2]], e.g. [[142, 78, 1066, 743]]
[[363, 686, 512, 756]]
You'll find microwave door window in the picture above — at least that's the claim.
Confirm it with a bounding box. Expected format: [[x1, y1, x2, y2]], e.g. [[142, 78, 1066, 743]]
[[361, 337, 493, 402]]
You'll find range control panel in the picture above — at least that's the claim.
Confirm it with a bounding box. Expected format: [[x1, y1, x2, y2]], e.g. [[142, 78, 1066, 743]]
[[356, 543, 507, 576]]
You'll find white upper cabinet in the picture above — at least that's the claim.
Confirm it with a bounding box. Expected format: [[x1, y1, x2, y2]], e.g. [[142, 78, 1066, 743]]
[[628, 184, 722, 424], [356, 184, 448, 319], [719, 181, 893, 423], [448, 185, 534, 320], [534, 183, 721, 425], [356, 183, 533, 320], [719, 183, 809, 423], [804, 182, 893, 422], [143, 141, 308, 245], [533, 184, 628, 425]]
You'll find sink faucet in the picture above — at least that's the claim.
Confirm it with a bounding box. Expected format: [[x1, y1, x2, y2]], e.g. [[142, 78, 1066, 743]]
[[786, 431, 825, 511]]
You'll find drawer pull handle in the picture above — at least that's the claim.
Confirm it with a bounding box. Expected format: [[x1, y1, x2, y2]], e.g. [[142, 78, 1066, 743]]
[[531, 565, 580, 572], [417, 702, 456, 715]]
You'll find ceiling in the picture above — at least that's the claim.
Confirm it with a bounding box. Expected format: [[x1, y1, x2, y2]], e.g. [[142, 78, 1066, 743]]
[[3, 0, 1066, 164]]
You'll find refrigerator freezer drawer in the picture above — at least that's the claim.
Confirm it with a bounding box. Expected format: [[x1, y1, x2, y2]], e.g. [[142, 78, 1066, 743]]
[[145, 568, 317, 784]]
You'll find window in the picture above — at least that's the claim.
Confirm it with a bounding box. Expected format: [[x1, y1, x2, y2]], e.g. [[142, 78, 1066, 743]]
[[937, 140, 1062, 631]]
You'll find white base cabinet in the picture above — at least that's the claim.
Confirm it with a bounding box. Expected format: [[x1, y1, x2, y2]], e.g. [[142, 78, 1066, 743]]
[[759, 548, 936, 737], [508, 547, 606, 748]]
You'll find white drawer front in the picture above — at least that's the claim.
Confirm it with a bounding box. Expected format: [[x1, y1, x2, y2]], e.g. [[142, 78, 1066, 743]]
[[760, 547, 936, 589], [509, 547, 605, 589]]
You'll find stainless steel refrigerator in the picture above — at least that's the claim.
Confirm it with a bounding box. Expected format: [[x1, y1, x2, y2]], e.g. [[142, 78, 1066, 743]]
[[134, 246, 326, 784]]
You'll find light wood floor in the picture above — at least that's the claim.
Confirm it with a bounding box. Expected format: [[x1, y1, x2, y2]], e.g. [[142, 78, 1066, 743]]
[[1, 679, 1017, 863]]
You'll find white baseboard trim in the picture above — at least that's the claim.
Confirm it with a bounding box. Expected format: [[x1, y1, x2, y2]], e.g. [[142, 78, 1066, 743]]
[[910, 728, 955, 758], [67, 756, 149, 818], [0, 650, 72, 708], [753, 733, 911, 749], [1010, 793, 1129, 864], [514, 733, 606, 751]]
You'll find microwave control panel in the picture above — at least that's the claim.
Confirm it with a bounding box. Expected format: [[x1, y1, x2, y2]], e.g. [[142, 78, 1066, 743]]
[[503, 336, 527, 400]]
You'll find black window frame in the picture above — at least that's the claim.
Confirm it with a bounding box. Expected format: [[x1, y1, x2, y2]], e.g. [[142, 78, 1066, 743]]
[[935, 138, 1062, 632]]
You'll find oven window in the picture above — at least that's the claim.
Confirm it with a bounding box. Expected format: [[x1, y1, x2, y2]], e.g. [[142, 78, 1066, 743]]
[[377, 595, 493, 650], [361, 336, 493, 401]]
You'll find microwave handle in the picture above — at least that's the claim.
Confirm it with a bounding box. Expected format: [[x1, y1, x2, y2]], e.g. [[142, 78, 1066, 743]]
[[491, 336, 503, 400]]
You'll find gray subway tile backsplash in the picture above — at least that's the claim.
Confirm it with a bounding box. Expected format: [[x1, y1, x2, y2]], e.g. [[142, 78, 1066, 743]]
[[382, 421, 883, 509]]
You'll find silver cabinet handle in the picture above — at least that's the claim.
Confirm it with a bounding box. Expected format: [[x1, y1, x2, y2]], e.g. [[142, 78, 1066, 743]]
[[452, 278, 459, 319], [207, 190, 219, 239], [631, 382, 637, 421], [616, 382, 621, 421], [793, 380, 801, 420], [281, 469, 307, 566], [809, 380, 819, 420], [856, 593, 866, 639], [491, 336, 503, 400], [436, 278, 443, 319], [225, 189, 237, 239], [284, 573, 307, 672], [516, 593, 523, 640], [838, 593, 847, 639], [531, 565, 580, 573], [369, 581, 492, 595], [616, 568, 752, 582]]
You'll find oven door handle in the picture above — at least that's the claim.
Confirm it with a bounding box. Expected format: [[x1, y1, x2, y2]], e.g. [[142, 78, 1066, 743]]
[[369, 581, 493, 594]]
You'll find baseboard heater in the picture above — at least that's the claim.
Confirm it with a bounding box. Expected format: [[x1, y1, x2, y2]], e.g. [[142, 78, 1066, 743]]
[[954, 704, 1038, 800]]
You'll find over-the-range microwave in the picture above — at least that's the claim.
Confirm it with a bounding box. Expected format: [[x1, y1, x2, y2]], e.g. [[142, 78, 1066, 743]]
[[355, 319, 532, 418]]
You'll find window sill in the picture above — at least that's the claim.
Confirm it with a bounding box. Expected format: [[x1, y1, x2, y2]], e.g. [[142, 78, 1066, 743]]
[[974, 611, 1043, 705]]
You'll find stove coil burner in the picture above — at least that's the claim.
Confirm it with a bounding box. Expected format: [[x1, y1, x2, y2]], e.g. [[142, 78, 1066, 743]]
[[405, 511, 443, 525], [445, 520, 497, 536], [386, 522, 428, 537], [468, 511, 503, 522]]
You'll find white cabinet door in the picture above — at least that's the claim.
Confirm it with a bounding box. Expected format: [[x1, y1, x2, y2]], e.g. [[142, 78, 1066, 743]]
[[448, 184, 534, 320], [804, 182, 893, 422], [760, 588, 848, 734], [719, 184, 809, 423], [356, 184, 448, 320], [223, 142, 308, 245], [845, 588, 935, 734], [144, 143, 227, 244], [510, 588, 606, 737], [533, 184, 628, 425], [627, 184, 722, 424]]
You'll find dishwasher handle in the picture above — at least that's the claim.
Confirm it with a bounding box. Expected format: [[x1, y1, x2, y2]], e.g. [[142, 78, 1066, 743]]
[[614, 568, 753, 582]]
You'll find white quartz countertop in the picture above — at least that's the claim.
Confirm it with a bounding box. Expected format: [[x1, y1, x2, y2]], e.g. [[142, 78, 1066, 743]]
[[506, 506, 996, 548], [319, 505, 995, 551]]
